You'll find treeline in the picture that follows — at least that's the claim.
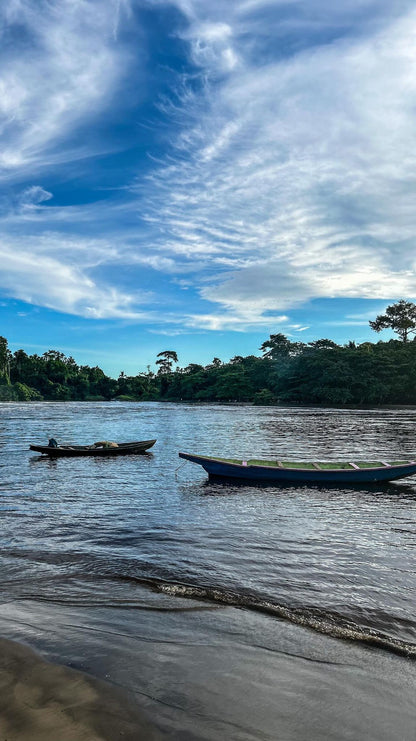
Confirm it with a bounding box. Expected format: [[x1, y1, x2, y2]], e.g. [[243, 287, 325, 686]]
[[2, 332, 416, 405]]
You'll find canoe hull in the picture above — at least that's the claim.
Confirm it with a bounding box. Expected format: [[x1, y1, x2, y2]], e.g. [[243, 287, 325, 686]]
[[30, 440, 156, 457], [179, 453, 416, 484]]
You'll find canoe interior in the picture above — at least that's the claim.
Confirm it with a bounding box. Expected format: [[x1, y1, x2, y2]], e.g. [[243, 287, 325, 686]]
[[30, 439, 156, 456], [178, 452, 416, 484], [57, 441, 153, 449], [210, 457, 414, 471]]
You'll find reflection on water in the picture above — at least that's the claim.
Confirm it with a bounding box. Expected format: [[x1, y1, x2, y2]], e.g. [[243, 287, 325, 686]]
[[1, 402, 416, 644]]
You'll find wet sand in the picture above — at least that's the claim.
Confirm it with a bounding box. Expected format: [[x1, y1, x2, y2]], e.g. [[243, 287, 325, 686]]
[[0, 637, 163, 741]]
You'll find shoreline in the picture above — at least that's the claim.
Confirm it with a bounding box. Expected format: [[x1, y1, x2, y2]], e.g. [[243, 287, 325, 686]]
[[4, 397, 416, 410], [0, 636, 163, 741]]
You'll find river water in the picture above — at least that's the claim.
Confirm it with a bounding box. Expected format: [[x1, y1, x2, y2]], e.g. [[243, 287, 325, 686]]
[[1, 401, 416, 739]]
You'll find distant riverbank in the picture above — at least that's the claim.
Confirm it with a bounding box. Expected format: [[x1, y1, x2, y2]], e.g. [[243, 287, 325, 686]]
[[3, 333, 416, 406]]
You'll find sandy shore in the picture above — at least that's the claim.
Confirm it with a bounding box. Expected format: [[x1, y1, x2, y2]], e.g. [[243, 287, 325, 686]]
[[0, 637, 164, 741]]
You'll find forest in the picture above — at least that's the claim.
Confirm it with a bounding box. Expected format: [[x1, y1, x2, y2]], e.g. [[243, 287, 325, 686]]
[[1, 300, 416, 406]]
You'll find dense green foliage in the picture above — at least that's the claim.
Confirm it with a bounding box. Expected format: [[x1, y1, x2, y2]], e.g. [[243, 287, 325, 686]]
[[2, 330, 416, 405]]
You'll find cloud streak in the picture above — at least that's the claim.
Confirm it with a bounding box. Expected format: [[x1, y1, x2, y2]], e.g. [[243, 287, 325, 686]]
[[0, 236, 153, 319], [0, 0, 130, 177], [140, 1, 416, 327]]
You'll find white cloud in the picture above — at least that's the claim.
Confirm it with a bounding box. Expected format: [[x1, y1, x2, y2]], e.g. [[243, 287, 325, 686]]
[[19, 186, 53, 208], [185, 21, 239, 73], [0, 236, 152, 319], [183, 311, 288, 331], [141, 3, 416, 326], [0, 0, 129, 177]]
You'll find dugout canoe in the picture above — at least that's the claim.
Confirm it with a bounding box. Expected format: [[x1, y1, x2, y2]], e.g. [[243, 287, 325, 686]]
[[178, 452, 416, 484], [30, 439, 156, 457]]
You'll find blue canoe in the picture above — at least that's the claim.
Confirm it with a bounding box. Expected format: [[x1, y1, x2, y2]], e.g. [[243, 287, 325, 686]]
[[178, 452, 416, 484]]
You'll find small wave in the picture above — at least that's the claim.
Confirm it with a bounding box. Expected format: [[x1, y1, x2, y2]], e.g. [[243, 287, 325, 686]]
[[3, 548, 416, 658], [118, 574, 416, 659]]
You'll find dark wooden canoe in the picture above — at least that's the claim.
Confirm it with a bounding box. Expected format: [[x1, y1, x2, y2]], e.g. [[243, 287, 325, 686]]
[[179, 452, 416, 484], [30, 440, 156, 457]]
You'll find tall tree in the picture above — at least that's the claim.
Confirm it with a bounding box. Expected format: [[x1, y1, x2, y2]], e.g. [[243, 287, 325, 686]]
[[260, 333, 305, 359], [156, 350, 178, 374], [369, 300, 416, 342], [260, 333, 292, 359], [0, 336, 10, 384]]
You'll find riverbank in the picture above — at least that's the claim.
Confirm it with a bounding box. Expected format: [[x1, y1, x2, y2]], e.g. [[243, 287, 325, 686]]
[[5, 331, 416, 406], [0, 637, 163, 741], [1, 596, 416, 741]]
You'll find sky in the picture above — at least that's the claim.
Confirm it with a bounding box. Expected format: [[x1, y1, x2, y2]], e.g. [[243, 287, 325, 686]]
[[1, 0, 416, 377]]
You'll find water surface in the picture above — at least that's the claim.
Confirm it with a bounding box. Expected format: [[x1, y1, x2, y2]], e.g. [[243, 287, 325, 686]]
[[1, 402, 416, 739]]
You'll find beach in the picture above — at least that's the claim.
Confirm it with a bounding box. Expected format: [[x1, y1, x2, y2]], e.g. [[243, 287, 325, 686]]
[[0, 637, 162, 740], [1, 596, 416, 741]]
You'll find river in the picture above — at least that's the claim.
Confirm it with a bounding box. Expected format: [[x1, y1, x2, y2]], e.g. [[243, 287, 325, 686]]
[[1, 401, 416, 739]]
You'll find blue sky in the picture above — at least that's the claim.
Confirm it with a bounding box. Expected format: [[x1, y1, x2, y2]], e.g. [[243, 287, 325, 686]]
[[1, 0, 416, 376]]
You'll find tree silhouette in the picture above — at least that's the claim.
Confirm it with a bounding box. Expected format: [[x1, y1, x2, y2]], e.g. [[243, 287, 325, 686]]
[[156, 350, 178, 374], [308, 339, 339, 351], [0, 336, 11, 384], [260, 333, 291, 359], [369, 300, 416, 342], [260, 333, 305, 358]]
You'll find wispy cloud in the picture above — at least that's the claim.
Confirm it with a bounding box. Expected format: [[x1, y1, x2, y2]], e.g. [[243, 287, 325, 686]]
[[183, 311, 289, 331], [139, 0, 416, 327], [1, 0, 416, 333], [0, 235, 153, 319], [0, 0, 130, 177]]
